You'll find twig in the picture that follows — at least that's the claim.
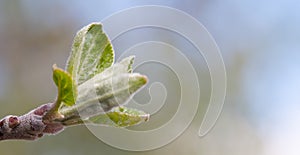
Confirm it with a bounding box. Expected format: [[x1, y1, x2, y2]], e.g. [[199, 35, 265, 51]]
[[0, 103, 64, 141]]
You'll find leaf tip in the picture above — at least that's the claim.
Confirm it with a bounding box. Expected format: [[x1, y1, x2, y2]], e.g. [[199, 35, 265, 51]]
[[52, 64, 58, 70], [143, 113, 150, 122], [84, 22, 103, 34], [87, 22, 102, 28], [136, 74, 148, 85], [127, 55, 135, 61]]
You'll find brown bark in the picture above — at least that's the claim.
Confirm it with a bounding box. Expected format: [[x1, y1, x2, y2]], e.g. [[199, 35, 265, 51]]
[[0, 103, 64, 141]]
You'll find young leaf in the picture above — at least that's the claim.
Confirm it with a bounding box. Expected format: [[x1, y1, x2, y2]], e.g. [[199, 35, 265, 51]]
[[71, 73, 148, 118], [119, 56, 135, 73], [66, 23, 114, 85], [80, 56, 135, 82], [87, 106, 149, 127], [53, 65, 77, 106]]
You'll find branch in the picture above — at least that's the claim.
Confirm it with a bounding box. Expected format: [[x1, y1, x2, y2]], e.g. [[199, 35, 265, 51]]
[[0, 103, 64, 141], [0, 23, 150, 141], [0, 99, 149, 141]]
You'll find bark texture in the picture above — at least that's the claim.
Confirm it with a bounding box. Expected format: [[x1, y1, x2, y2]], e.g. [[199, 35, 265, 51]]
[[0, 103, 64, 141]]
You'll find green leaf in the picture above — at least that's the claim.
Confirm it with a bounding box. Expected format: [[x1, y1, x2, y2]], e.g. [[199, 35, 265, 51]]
[[73, 73, 148, 118], [56, 23, 149, 127], [53, 65, 77, 106], [66, 23, 114, 85], [119, 56, 135, 73], [85, 56, 135, 81], [87, 106, 149, 127]]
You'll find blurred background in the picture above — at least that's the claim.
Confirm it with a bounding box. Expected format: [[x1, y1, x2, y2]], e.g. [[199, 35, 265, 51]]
[[0, 0, 299, 154]]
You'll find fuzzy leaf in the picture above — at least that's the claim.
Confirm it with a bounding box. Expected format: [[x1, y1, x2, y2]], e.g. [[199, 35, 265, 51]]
[[66, 23, 114, 85], [87, 106, 149, 127], [84, 56, 135, 82], [119, 56, 135, 73], [74, 73, 147, 118], [53, 65, 77, 106]]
